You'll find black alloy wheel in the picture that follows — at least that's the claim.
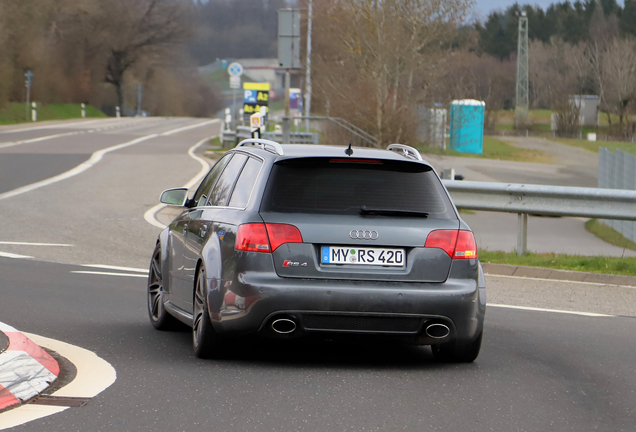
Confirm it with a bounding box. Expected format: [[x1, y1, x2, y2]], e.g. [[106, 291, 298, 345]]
[[147, 244, 178, 330], [193, 266, 221, 358], [431, 330, 482, 363]]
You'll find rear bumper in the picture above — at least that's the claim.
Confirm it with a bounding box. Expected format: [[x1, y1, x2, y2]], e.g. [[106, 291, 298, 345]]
[[208, 272, 486, 344]]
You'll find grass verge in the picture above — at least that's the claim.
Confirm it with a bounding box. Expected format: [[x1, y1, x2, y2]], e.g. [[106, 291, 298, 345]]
[[479, 250, 636, 276], [549, 137, 636, 155], [0, 102, 106, 125], [417, 136, 552, 163], [585, 219, 636, 252]]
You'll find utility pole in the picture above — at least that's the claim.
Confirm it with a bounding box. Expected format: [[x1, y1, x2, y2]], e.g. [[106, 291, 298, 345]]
[[515, 11, 529, 129], [283, 69, 291, 143], [278, 8, 300, 143], [304, 0, 313, 132], [136, 83, 143, 116]]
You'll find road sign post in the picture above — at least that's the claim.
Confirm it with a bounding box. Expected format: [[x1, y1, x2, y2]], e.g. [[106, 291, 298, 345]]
[[250, 112, 263, 139], [25, 70, 33, 121], [278, 9, 301, 143], [228, 62, 243, 130]]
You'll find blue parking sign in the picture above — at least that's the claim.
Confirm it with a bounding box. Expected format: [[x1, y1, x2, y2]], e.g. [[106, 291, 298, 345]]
[[244, 90, 257, 104]]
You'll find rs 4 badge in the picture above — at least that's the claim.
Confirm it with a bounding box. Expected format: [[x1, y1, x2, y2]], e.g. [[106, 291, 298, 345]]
[[283, 260, 307, 267]]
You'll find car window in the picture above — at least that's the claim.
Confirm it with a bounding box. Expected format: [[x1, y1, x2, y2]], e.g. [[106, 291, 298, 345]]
[[261, 157, 456, 219], [193, 153, 232, 207], [208, 153, 248, 206], [228, 157, 263, 208]]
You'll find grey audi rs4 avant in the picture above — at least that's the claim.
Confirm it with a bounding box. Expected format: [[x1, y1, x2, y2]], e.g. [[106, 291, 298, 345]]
[[147, 139, 486, 362]]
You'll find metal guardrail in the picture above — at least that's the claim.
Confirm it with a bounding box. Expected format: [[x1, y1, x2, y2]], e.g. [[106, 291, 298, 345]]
[[287, 116, 377, 147], [220, 127, 319, 149], [442, 180, 636, 255]]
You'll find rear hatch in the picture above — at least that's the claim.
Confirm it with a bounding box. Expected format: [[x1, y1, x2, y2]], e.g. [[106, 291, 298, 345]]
[[259, 156, 459, 282]]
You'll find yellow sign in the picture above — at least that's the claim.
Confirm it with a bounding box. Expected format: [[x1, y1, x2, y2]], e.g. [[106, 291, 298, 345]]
[[243, 82, 270, 119], [244, 82, 270, 91]]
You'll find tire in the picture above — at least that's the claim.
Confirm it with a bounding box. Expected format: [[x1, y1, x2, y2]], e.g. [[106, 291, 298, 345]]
[[192, 266, 221, 359], [147, 244, 179, 330], [431, 331, 482, 363]]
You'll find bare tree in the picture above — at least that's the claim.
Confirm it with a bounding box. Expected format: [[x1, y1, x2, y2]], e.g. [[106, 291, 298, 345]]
[[313, 0, 471, 147], [99, 0, 193, 111], [597, 38, 636, 134]]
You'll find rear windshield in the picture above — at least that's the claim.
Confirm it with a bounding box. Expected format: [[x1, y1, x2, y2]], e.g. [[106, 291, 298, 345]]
[[260, 158, 456, 219]]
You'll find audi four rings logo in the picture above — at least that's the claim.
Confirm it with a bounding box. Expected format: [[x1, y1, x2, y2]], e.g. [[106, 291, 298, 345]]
[[349, 230, 379, 240]]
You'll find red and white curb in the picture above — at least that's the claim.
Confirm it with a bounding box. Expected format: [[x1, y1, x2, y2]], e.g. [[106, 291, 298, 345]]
[[0, 323, 59, 411]]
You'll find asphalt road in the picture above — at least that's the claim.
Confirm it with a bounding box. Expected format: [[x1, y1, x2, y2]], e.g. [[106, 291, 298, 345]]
[[0, 119, 634, 431]]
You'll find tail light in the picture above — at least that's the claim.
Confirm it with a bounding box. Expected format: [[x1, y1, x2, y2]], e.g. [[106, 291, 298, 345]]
[[424, 230, 458, 258], [236, 223, 303, 253], [454, 231, 477, 259], [425, 230, 477, 259], [236, 224, 271, 252], [265, 224, 303, 251]]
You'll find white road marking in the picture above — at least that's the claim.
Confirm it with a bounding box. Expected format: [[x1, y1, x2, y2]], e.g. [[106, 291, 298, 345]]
[[0, 251, 33, 259], [0, 120, 219, 202], [144, 135, 215, 229], [0, 118, 155, 149], [0, 119, 107, 134], [0, 134, 157, 201], [70, 271, 147, 278], [81, 264, 148, 273], [0, 131, 79, 149], [488, 303, 614, 317], [0, 241, 72, 247], [0, 333, 117, 430], [486, 273, 636, 290], [160, 119, 219, 136]]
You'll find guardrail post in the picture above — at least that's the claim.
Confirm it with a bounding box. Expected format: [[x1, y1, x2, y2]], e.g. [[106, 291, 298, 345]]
[[517, 213, 528, 256], [282, 116, 291, 143]]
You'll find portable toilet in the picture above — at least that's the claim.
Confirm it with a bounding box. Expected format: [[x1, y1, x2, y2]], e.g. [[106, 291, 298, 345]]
[[449, 100, 485, 154]]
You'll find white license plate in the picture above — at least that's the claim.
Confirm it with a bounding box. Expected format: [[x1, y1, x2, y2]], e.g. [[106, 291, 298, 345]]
[[321, 246, 405, 266]]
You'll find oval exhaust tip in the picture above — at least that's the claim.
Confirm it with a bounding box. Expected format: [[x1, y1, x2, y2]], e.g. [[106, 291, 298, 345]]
[[271, 318, 297, 334], [426, 323, 450, 339]]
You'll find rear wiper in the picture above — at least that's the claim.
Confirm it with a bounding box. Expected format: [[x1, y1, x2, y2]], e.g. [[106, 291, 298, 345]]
[[360, 206, 429, 218]]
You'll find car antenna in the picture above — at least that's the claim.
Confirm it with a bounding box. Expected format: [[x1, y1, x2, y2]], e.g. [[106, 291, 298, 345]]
[[345, 143, 353, 156]]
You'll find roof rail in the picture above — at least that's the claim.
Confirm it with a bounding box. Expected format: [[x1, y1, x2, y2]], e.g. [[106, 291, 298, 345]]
[[236, 139, 284, 156], [387, 144, 423, 161]]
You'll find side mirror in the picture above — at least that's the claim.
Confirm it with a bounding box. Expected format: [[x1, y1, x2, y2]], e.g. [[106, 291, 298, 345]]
[[160, 188, 189, 206]]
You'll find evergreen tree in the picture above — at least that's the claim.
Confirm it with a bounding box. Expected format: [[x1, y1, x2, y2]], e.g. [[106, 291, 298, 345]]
[[620, 0, 636, 36]]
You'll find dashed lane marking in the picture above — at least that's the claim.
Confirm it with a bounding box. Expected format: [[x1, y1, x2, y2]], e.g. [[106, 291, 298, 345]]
[[0, 242, 72, 247], [144, 135, 215, 229], [0, 252, 33, 259], [488, 303, 614, 317], [70, 271, 147, 278], [80, 264, 148, 273]]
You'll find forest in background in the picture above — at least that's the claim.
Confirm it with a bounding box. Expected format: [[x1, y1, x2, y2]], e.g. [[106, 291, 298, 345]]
[[2, 0, 636, 136], [0, 0, 222, 118]]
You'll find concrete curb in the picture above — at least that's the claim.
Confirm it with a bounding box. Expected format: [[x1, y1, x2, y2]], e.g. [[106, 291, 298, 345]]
[[0, 323, 59, 411], [482, 263, 636, 287]]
